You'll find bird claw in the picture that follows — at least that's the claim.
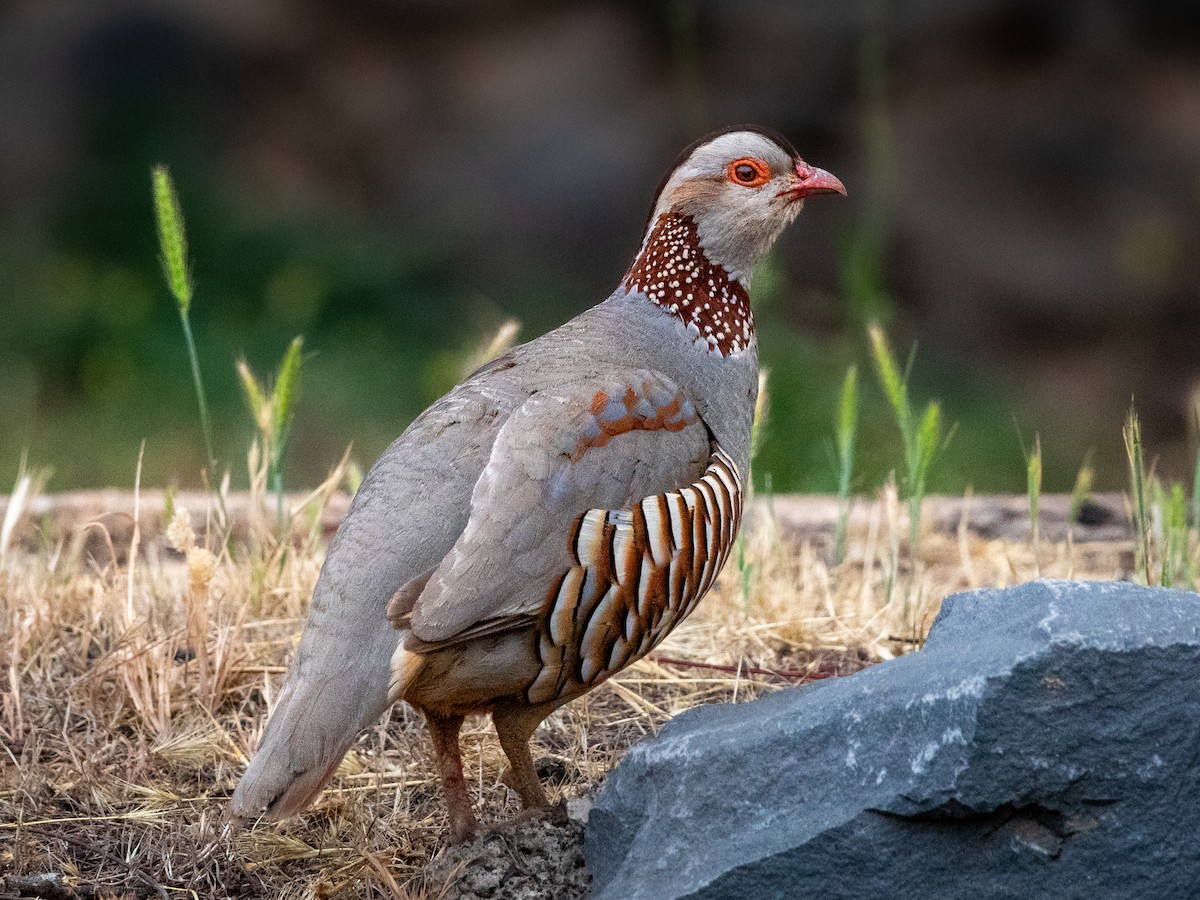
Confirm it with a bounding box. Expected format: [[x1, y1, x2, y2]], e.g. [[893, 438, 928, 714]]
[[515, 799, 569, 828], [497, 800, 569, 832], [447, 810, 481, 845]]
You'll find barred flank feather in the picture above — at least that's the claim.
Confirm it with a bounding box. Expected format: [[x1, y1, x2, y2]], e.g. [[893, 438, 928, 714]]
[[526, 447, 743, 703]]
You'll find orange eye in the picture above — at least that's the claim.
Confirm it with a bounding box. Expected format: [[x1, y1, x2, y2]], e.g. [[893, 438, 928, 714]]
[[727, 158, 770, 187]]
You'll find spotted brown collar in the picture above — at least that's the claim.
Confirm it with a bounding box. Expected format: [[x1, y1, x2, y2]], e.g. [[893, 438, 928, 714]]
[[622, 211, 754, 356]]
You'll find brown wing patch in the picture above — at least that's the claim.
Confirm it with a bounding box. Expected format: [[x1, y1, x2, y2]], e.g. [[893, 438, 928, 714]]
[[525, 447, 743, 705], [572, 376, 699, 462]]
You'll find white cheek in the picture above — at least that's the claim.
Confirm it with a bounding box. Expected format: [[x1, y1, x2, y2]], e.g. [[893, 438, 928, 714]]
[[741, 191, 780, 239], [754, 190, 780, 221]]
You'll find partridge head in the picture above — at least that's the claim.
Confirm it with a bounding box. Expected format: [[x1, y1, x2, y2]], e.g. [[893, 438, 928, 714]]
[[648, 128, 843, 276], [228, 126, 844, 845], [626, 127, 845, 355]]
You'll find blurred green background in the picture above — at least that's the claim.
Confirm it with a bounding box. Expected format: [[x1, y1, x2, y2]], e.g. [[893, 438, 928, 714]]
[[2, 1, 1199, 495]]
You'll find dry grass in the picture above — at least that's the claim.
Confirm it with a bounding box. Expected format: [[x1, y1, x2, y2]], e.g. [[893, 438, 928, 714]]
[[0, 479, 1135, 899]]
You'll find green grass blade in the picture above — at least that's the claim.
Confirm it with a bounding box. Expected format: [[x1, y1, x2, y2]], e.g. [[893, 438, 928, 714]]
[[906, 401, 941, 548], [1069, 449, 1095, 523], [1124, 403, 1151, 584], [832, 365, 859, 565], [867, 323, 908, 426], [236, 359, 269, 430], [1026, 435, 1042, 531], [270, 336, 305, 464], [1166, 482, 1187, 588], [1192, 406, 1200, 536], [1026, 435, 1043, 574], [346, 460, 364, 496], [1194, 444, 1200, 532], [751, 369, 770, 466], [867, 323, 947, 560], [915, 401, 941, 483], [836, 365, 859, 467]]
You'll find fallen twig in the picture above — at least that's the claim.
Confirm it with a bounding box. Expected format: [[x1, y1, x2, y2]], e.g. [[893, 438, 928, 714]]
[[1, 872, 79, 900], [27, 827, 169, 900], [652, 655, 840, 683]]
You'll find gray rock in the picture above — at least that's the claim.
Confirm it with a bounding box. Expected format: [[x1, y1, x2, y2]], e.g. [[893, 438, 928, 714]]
[[585, 580, 1200, 899]]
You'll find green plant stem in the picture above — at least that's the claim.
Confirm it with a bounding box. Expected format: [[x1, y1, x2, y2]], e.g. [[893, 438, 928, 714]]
[[1192, 412, 1200, 579], [1192, 439, 1200, 587], [868, 323, 946, 559], [271, 467, 284, 530], [907, 495, 920, 556], [153, 163, 227, 529], [1125, 405, 1151, 584], [1164, 482, 1187, 588], [1194, 448, 1200, 536], [1069, 450, 1095, 524], [833, 365, 859, 565], [1027, 435, 1042, 576], [179, 312, 216, 477]]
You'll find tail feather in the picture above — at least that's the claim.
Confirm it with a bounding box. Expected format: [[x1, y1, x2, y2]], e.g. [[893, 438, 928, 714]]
[[228, 729, 346, 822], [227, 684, 361, 823], [227, 579, 403, 823], [226, 377, 492, 823]]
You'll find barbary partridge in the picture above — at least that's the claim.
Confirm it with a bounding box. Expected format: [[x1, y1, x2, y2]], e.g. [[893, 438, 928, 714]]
[[229, 126, 845, 842]]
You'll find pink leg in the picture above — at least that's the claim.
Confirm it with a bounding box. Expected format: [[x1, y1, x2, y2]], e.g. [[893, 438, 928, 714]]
[[425, 711, 477, 843]]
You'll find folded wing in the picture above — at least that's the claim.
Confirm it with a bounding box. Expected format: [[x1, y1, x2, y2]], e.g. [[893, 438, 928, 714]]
[[402, 367, 744, 705]]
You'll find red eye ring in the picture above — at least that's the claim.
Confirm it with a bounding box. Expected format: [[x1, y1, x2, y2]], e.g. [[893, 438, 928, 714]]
[[727, 158, 770, 187]]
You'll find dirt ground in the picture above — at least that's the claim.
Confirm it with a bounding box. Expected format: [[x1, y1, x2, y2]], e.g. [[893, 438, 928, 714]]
[[420, 814, 590, 900]]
